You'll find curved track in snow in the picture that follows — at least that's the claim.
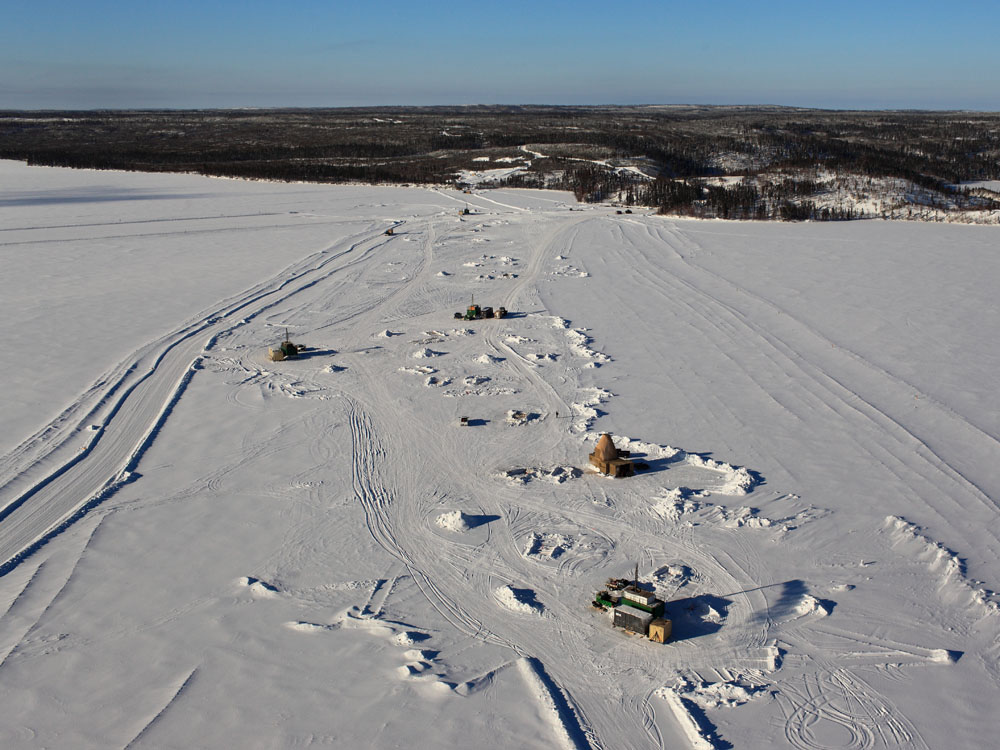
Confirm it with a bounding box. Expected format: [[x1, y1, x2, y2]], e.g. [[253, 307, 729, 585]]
[[3, 183, 991, 749], [0, 223, 398, 573]]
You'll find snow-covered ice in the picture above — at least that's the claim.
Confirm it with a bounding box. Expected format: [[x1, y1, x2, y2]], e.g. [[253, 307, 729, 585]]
[[0, 159, 999, 749]]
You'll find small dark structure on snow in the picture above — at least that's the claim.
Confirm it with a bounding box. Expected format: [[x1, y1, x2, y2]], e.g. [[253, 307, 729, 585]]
[[589, 433, 635, 477], [268, 328, 305, 362], [454, 296, 506, 321], [594, 566, 672, 642]]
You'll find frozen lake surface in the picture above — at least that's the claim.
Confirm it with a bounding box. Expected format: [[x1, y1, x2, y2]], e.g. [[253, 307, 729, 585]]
[[0, 160, 998, 749]]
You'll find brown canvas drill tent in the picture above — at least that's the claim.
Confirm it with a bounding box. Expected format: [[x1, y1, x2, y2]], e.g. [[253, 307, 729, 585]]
[[648, 618, 672, 643], [589, 433, 635, 477]]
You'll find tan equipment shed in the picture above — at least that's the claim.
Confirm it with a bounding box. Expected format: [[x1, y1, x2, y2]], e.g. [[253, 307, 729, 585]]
[[589, 433, 635, 477], [648, 618, 672, 643]]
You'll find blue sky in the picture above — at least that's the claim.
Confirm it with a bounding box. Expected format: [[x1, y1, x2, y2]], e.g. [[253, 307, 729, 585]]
[[1, 0, 997, 110]]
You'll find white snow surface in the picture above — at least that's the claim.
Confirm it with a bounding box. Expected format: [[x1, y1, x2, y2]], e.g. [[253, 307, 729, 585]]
[[1, 159, 999, 749]]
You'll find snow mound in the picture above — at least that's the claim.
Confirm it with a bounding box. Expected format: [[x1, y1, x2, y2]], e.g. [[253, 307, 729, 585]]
[[653, 564, 698, 587], [413, 348, 444, 358], [475, 353, 504, 365], [436, 510, 472, 532], [397, 661, 433, 677], [285, 620, 337, 633], [552, 264, 590, 278], [394, 631, 430, 646], [524, 532, 571, 559], [685, 454, 756, 495], [515, 658, 585, 750], [658, 688, 717, 750], [652, 488, 708, 521], [699, 603, 725, 624], [500, 466, 581, 484], [238, 576, 280, 598], [404, 649, 437, 661], [884, 515, 1000, 616], [663, 677, 768, 710], [505, 409, 537, 426], [571, 388, 613, 433], [930, 649, 961, 664], [494, 585, 545, 615], [793, 594, 832, 618], [721, 506, 774, 529], [566, 328, 611, 362]]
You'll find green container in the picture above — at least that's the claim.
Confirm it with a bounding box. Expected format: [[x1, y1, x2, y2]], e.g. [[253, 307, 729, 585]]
[[624, 599, 665, 617], [594, 592, 617, 609]]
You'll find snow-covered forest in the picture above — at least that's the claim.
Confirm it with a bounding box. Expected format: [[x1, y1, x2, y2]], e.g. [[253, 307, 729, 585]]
[[4, 106, 999, 223]]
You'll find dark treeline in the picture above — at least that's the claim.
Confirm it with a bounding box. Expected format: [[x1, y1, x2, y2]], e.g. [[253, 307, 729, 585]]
[[561, 167, 858, 220], [2, 106, 998, 219]]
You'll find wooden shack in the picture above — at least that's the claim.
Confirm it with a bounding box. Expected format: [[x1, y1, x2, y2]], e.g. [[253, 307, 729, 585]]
[[589, 433, 635, 477], [648, 618, 672, 643]]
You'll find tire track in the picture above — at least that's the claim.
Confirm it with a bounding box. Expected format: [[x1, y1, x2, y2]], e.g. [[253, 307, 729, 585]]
[[0, 224, 393, 576], [656, 222, 1000, 523], [609, 219, 999, 563], [345, 397, 515, 648]]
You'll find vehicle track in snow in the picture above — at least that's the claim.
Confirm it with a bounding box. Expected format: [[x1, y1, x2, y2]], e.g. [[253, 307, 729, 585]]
[[778, 664, 928, 750], [6, 180, 988, 748], [344, 395, 520, 650], [318, 208, 791, 750], [0, 198, 868, 749], [603, 218, 1000, 567], [0, 223, 396, 575], [657, 220, 1000, 501], [194, 203, 888, 750], [479, 216, 592, 422], [320, 209, 657, 748]]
